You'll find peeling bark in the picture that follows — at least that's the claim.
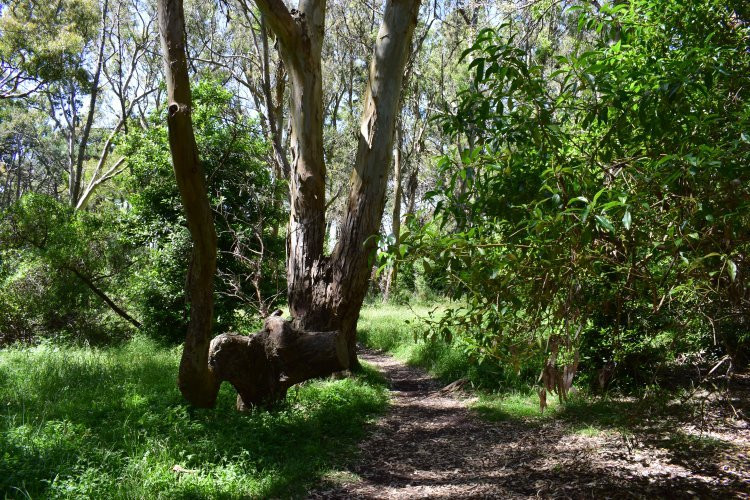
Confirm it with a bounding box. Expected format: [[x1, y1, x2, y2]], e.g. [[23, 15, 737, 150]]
[[158, 0, 348, 410], [308, 0, 422, 367]]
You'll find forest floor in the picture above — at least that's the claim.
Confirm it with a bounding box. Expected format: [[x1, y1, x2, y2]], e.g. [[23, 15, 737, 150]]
[[2, 306, 748, 498], [0, 338, 390, 498], [310, 347, 750, 499]]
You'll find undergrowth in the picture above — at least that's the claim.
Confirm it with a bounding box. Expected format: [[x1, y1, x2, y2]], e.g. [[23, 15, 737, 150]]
[[357, 305, 697, 433], [0, 336, 387, 498], [358, 305, 562, 419]]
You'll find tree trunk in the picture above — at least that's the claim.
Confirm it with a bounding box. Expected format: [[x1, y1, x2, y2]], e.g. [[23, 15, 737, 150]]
[[405, 164, 418, 217], [210, 314, 347, 409], [384, 124, 404, 301], [158, 0, 220, 408], [160, 0, 420, 409], [248, 0, 422, 369], [70, 0, 109, 206], [247, 0, 328, 332], [260, 16, 291, 181], [305, 0, 421, 367], [159, 0, 347, 410], [259, 16, 289, 241]]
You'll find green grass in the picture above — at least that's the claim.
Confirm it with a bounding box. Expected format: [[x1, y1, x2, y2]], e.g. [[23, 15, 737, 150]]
[[471, 391, 561, 421], [359, 305, 629, 425], [4, 305, 723, 497], [359, 304, 486, 383], [359, 305, 559, 421], [0, 336, 387, 498]]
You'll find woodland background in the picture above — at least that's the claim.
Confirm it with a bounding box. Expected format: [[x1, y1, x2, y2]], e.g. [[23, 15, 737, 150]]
[[0, 0, 749, 495]]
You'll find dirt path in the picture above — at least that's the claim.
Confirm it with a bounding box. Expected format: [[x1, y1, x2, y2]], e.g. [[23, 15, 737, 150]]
[[310, 349, 749, 499]]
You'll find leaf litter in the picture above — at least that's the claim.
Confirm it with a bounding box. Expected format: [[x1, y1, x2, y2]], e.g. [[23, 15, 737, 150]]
[[310, 349, 750, 499]]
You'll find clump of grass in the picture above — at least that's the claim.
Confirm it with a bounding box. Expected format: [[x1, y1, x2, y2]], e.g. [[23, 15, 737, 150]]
[[471, 391, 561, 422], [0, 335, 387, 498], [574, 425, 605, 437], [359, 305, 488, 381], [357, 304, 429, 353], [359, 305, 530, 390]]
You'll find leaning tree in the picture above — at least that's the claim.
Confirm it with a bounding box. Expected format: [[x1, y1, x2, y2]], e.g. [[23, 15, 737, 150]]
[[157, 0, 420, 408]]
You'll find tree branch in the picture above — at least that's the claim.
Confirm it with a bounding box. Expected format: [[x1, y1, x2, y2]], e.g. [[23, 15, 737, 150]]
[[240, 0, 300, 53]]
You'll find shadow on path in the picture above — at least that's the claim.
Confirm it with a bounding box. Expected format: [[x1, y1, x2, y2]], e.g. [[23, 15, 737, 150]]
[[309, 349, 749, 499]]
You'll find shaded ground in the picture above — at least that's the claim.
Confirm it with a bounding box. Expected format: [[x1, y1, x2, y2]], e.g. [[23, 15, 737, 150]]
[[310, 349, 750, 499]]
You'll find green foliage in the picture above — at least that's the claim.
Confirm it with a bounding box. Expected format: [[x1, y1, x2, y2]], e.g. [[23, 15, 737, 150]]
[[0, 336, 387, 498], [122, 80, 286, 341], [0, 80, 285, 346], [0, 0, 99, 87], [398, 0, 750, 388], [0, 194, 137, 344]]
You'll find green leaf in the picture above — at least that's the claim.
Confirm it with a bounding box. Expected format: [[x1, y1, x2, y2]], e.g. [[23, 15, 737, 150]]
[[581, 204, 592, 224], [622, 210, 631, 230], [595, 214, 615, 233], [727, 259, 737, 282], [470, 57, 485, 86], [592, 188, 607, 207], [375, 262, 388, 276]]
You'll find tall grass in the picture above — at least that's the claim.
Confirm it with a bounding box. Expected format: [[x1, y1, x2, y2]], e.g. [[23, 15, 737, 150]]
[[358, 305, 562, 419], [0, 336, 387, 498], [359, 304, 522, 389]]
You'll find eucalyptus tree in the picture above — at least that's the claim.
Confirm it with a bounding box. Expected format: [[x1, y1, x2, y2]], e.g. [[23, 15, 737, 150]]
[[0, 104, 65, 209], [158, 0, 420, 408], [75, 0, 160, 210], [1, 0, 159, 208], [0, 0, 98, 99]]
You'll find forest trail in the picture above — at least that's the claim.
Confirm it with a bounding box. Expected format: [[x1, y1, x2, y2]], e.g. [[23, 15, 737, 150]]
[[309, 349, 750, 499]]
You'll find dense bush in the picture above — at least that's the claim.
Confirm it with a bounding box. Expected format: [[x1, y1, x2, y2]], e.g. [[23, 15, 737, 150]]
[[399, 0, 750, 392], [0, 80, 286, 346], [122, 80, 286, 341], [0, 194, 137, 344]]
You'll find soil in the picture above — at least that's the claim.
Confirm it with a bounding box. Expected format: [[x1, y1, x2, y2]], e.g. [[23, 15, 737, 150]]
[[309, 349, 750, 499]]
